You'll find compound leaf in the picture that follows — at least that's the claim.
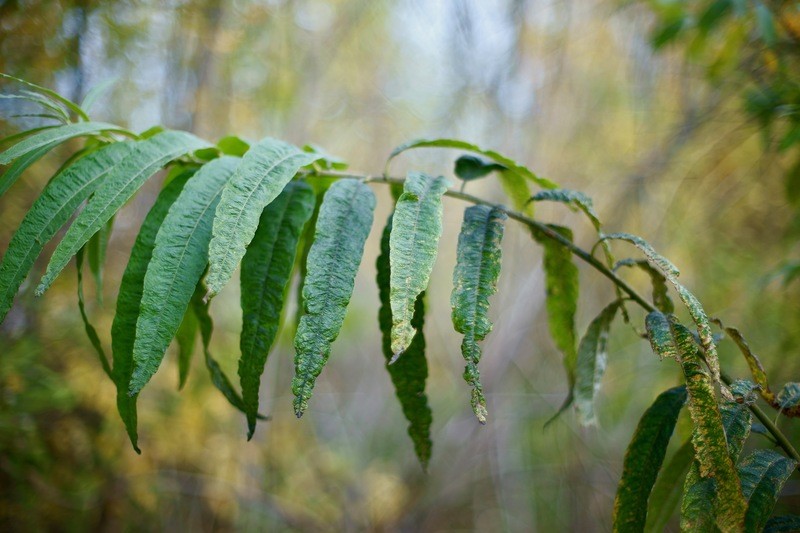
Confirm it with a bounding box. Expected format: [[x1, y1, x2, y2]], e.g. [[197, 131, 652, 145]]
[[389, 172, 451, 357], [292, 179, 375, 417], [575, 300, 621, 425], [110, 171, 191, 453], [377, 213, 433, 467], [37, 131, 209, 295], [612, 385, 687, 533], [204, 137, 320, 299], [129, 156, 238, 395], [451, 204, 506, 423], [0, 141, 131, 323], [239, 180, 315, 439]]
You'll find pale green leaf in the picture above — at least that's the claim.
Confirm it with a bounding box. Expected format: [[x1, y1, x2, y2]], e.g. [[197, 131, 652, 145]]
[[777, 382, 800, 410], [389, 172, 451, 357], [451, 205, 506, 423], [0, 141, 59, 197], [575, 300, 621, 425], [292, 179, 375, 417], [377, 213, 433, 468], [240, 180, 315, 439], [0, 121, 126, 165], [110, 170, 191, 453], [204, 137, 320, 299], [612, 385, 687, 533], [0, 141, 132, 323], [530, 188, 602, 232], [0, 73, 89, 121], [37, 131, 209, 295], [497, 169, 533, 215], [129, 156, 238, 395]]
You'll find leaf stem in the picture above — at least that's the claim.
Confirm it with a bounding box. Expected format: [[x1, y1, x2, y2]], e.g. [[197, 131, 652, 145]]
[[303, 169, 800, 463]]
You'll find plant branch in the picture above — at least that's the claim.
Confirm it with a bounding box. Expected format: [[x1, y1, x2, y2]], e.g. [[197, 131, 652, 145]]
[[302, 168, 800, 463]]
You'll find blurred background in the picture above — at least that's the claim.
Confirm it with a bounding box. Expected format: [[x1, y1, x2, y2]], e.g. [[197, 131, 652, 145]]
[[1, 0, 799, 530]]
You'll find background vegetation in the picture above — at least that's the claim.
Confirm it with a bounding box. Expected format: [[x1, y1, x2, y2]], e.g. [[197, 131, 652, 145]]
[[1, 0, 799, 530]]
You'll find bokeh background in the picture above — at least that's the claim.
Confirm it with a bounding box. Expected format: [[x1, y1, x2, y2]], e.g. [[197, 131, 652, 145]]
[[1, 0, 800, 530]]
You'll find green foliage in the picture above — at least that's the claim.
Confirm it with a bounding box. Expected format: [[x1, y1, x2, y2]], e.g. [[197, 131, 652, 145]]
[[1, 79, 798, 529], [612, 385, 687, 533], [451, 205, 506, 424], [292, 179, 375, 417], [377, 213, 433, 468], [389, 172, 450, 357]]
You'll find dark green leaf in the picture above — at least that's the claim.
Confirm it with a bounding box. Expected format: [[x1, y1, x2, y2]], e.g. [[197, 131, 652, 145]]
[[130, 156, 238, 395], [86, 215, 114, 302], [239, 180, 315, 439], [176, 305, 198, 390], [0, 141, 132, 323], [645, 440, 694, 533], [451, 205, 506, 423], [205, 137, 320, 298], [765, 515, 800, 533], [377, 213, 433, 468], [453, 155, 506, 181], [37, 131, 209, 295], [389, 172, 451, 357], [739, 449, 797, 532], [615, 258, 674, 314], [75, 246, 112, 378], [292, 179, 375, 417], [612, 385, 687, 533], [110, 170, 191, 453]]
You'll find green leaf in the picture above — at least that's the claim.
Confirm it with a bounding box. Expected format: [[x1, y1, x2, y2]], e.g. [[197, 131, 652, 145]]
[[777, 382, 800, 410], [239, 180, 315, 439], [698, 0, 732, 34], [453, 155, 506, 181], [0, 125, 57, 147], [529, 189, 602, 232], [292, 179, 376, 417], [0, 121, 126, 166], [86, 215, 114, 302], [575, 300, 621, 425], [217, 135, 250, 157], [739, 449, 797, 532], [497, 169, 533, 215], [0, 141, 132, 323], [386, 137, 558, 190], [645, 440, 695, 533], [176, 305, 198, 390], [189, 287, 254, 415], [612, 385, 687, 533], [204, 137, 320, 299], [672, 319, 745, 532], [36, 131, 209, 295], [75, 246, 112, 378], [0, 73, 90, 121], [651, 18, 685, 49], [604, 233, 721, 385], [614, 259, 674, 314], [110, 170, 191, 453], [765, 515, 800, 533], [129, 156, 238, 395], [715, 320, 774, 403], [377, 213, 433, 468], [389, 172, 451, 357], [0, 140, 60, 197], [451, 205, 507, 423], [645, 311, 679, 360], [303, 143, 348, 171], [533, 225, 579, 397], [294, 181, 332, 331], [80, 77, 117, 113]]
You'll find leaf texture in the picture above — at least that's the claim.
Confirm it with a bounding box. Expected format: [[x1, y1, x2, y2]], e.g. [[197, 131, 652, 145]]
[[612, 385, 687, 533], [765, 515, 800, 532], [389, 172, 451, 357], [292, 179, 376, 417], [110, 170, 191, 453], [37, 131, 209, 295], [605, 233, 722, 385], [0, 141, 59, 197], [204, 137, 320, 298], [575, 300, 621, 425], [129, 156, 238, 395], [377, 213, 433, 467], [0, 141, 132, 322], [450, 205, 506, 423], [530, 188, 602, 232], [738, 449, 797, 532], [87, 215, 114, 301], [0, 121, 124, 166], [239, 180, 315, 439]]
